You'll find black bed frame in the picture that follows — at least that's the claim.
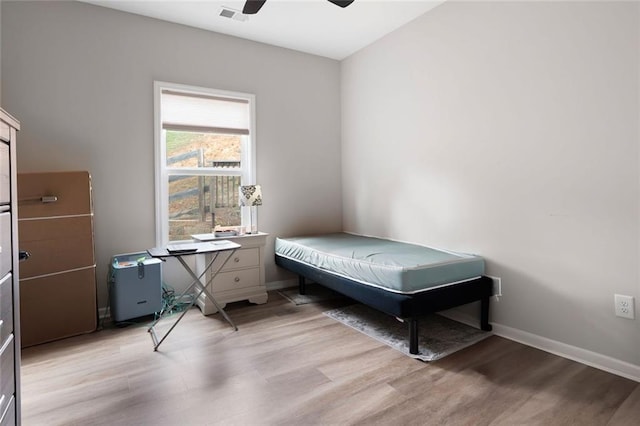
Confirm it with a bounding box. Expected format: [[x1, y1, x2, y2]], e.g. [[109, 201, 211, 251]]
[[275, 254, 493, 355]]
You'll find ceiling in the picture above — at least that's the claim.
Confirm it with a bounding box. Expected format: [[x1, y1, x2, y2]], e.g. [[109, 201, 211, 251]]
[[80, 0, 445, 60]]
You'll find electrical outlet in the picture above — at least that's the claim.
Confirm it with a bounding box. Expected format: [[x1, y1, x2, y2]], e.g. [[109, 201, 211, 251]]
[[487, 276, 502, 297], [614, 294, 635, 319]]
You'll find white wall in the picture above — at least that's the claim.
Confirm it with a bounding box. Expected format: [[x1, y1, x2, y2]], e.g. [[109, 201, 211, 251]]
[[0, 0, 3, 104], [1, 1, 343, 306], [342, 1, 640, 366]]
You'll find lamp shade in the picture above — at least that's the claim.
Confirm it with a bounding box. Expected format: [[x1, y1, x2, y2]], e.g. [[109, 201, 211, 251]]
[[239, 185, 262, 207]]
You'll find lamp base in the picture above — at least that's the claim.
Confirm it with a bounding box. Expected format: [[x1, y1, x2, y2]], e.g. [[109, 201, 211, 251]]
[[247, 206, 258, 234]]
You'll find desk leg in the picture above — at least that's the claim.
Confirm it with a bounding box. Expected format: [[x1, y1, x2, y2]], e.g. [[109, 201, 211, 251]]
[[176, 255, 238, 331], [147, 249, 238, 351], [148, 297, 197, 351]]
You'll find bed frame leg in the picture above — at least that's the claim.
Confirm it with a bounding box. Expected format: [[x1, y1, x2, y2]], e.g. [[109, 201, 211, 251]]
[[409, 318, 419, 355], [480, 296, 492, 331], [298, 275, 306, 295]]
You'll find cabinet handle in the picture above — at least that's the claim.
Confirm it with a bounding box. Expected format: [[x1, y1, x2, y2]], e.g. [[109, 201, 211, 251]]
[[18, 195, 57, 204], [234, 257, 240, 263], [234, 277, 240, 282]]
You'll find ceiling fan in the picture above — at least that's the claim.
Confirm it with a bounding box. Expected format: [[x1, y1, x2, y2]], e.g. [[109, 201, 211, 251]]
[[242, 0, 355, 15]]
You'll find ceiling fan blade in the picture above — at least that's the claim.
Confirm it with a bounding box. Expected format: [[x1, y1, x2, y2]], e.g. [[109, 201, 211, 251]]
[[243, 0, 267, 14], [327, 0, 355, 8]]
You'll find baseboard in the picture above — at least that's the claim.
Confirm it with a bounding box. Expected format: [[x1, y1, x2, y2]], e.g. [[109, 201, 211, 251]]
[[440, 309, 640, 383], [99, 281, 295, 318], [492, 322, 640, 383], [266, 278, 297, 291]]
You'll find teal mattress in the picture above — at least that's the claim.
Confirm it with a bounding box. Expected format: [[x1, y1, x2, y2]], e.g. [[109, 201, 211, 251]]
[[275, 233, 485, 294]]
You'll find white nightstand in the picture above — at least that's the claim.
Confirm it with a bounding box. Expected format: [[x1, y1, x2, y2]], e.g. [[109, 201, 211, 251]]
[[193, 232, 268, 315]]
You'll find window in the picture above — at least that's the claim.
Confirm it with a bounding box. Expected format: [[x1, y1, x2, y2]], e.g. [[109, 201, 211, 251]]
[[154, 81, 255, 244]]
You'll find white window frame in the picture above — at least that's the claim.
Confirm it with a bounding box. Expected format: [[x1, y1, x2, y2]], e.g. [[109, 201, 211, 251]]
[[153, 81, 256, 246]]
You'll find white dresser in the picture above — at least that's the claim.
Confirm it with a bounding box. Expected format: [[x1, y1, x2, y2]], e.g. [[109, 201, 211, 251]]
[[194, 232, 268, 315]]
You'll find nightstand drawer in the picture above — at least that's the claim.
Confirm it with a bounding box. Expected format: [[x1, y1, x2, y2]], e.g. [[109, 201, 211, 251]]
[[212, 268, 260, 291], [221, 248, 259, 271]]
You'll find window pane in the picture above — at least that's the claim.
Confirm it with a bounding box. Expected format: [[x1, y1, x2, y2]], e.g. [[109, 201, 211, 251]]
[[166, 131, 241, 168], [168, 174, 241, 241]]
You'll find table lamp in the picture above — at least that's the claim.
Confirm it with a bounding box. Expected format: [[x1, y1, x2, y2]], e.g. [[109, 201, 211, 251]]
[[239, 184, 262, 234]]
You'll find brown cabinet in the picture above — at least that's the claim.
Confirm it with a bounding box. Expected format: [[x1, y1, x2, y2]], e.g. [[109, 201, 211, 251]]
[[17, 171, 97, 348], [0, 108, 20, 424]]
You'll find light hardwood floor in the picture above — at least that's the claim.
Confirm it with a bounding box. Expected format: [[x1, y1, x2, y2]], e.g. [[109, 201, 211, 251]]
[[20, 292, 640, 425]]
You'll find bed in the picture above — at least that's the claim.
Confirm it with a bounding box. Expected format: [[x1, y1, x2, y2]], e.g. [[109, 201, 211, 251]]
[[274, 233, 493, 355]]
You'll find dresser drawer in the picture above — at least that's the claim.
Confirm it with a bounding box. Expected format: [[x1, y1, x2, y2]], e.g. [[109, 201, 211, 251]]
[[0, 122, 9, 143], [0, 143, 9, 206], [0, 275, 12, 346], [0, 394, 14, 426], [0, 335, 14, 420], [212, 267, 260, 292], [221, 247, 259, 271], [0, 214, 10, 278]]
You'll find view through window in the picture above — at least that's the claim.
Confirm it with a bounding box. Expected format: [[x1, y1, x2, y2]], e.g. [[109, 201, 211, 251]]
[[155, 82, 255, 244]]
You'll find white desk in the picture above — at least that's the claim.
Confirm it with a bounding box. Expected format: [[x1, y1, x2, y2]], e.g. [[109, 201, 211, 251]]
[[146, 240, 241, 351]]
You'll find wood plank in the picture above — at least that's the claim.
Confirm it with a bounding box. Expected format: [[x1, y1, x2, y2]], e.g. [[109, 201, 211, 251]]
[[20, 292, 639, 425], [608, 384, 640, 425]]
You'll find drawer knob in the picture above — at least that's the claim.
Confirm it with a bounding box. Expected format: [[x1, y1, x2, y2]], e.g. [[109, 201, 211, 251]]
[[234, 277, 240, 282], [234, 257, 240, 263]]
